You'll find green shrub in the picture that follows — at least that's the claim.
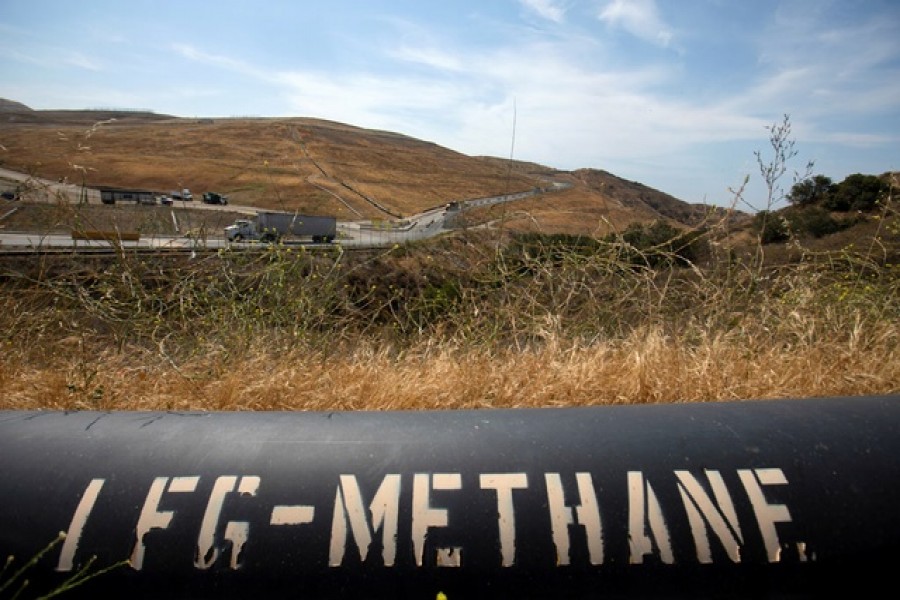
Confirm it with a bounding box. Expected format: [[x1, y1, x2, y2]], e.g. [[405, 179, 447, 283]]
[[786, 206, 850, 238], [752, 210, 790, 244], [826, 173, 887, 212], [787, 175, 834, 207]]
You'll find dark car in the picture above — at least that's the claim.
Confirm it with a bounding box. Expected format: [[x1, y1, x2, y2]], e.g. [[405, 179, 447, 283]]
[[202, 192, 229, 205]]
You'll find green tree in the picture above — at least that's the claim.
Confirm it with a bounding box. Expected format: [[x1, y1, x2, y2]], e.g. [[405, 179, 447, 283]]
[[826, 173, 886, 212], [611, 220, 705, 266], [752, 210, 790, 244], [786, 206, 846, 238], [787, 174, 833, 206]]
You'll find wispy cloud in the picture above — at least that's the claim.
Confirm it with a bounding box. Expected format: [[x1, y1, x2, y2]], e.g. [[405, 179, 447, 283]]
[[0, 44, 101, 72], [159, 0, 898, 171], [172, 43, 258, 76], [598, 0, 674, 47], [821, 131, 897, 147], [164, 25, 767, 166], [519, 0, 568, 24], [64, 52, 101, 71], [0, 0, 895, 207], [735, 3, 900, 135], [388, 45, 463, 72]]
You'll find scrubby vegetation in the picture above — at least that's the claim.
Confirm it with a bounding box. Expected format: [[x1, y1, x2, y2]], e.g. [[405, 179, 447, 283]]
[[1, 198, 896, 411], [752, 172, 892, 243], [0, 117, 897, 410]]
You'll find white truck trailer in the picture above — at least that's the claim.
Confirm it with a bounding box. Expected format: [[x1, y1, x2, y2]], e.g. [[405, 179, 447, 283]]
[[225, 211, 337, 243]]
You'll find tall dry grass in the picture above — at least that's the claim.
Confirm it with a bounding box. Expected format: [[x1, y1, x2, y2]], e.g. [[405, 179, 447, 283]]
[[1, 321, 895, 411]]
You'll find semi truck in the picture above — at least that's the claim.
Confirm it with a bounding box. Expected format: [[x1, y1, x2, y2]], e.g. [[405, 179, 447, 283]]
[[225, 211, 337, 243]]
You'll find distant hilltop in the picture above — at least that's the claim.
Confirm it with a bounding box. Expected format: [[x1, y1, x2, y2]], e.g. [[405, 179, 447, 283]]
[[0, 98, 173, 124], [0, 98, 33, 113]]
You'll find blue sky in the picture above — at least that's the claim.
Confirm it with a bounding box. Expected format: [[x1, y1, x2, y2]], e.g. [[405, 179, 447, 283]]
[[1, 0, 898, 208]]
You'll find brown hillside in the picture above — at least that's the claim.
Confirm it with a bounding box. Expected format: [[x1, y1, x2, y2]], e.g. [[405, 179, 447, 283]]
[[0, 100, 725, 233]]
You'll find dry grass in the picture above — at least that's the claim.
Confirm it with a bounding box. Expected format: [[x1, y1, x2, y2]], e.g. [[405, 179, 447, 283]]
[[1, 320, 895, 411], [0, 118, 542, 220]]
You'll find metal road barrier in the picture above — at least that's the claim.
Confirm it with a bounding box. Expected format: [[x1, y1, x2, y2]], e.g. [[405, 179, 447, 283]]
[[1, 396, 898, 599], [70, 230, 141, 242]]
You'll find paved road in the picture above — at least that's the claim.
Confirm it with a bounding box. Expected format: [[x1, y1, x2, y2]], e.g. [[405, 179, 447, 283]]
[[0, 231, 220, 251], [0, 167, 258, 214], [0, 166, 101, 203], [0, 222, 442, 251], [0, 167, 570, 250]]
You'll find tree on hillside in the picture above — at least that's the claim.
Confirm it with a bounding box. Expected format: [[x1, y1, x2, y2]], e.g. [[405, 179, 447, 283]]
[[610, 220, 706, 267], [826, 173, 887, 212], [752, 210, 790, 244], [787, 175, 834, 206], [785, 206, 850, 238]]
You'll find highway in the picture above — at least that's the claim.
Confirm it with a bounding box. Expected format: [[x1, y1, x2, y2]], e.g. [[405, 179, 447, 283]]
[[0, 210, 456, 252], [0, 168, 569, 252], [0, 231, 218, 252], [0, 166, 102, 204]]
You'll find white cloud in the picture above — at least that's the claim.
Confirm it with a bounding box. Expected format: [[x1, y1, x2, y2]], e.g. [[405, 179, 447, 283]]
[[170, 31, 765, 168], [273, 69, 473, 134], [519, 0, 568, 24], [172, 43, 257, 77], [598, 0, 673, 47], [64, 52, 101, 71], [736, 4, 900, 133], [821, 131, 898, 148], [388, 45, 463, 72], [0, 45, 101, 71]]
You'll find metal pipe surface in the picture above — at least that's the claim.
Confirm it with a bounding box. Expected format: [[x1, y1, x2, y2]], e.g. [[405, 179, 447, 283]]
[[1, 396, 898, 599]]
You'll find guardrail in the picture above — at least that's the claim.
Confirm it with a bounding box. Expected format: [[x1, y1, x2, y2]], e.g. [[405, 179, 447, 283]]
[[1, 396, 897, 598], [71, 230, 141, 242]]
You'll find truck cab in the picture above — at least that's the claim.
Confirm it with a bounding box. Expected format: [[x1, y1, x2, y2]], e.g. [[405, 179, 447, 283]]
[[224, 219, 255, 242]]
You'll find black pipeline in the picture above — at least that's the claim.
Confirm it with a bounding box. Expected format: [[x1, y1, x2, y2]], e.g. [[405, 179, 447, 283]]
[[1, 396, 898, 599]]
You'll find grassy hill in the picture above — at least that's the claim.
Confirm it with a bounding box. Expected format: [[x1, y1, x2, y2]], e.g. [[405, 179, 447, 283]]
[[0, 99, 731, 234]]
